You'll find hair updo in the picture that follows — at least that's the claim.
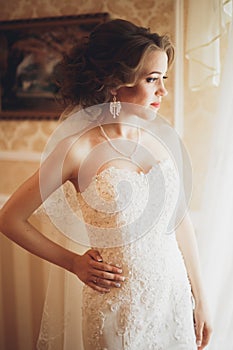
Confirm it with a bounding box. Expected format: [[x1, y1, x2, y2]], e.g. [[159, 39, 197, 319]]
[[56, 19, 174, 108]]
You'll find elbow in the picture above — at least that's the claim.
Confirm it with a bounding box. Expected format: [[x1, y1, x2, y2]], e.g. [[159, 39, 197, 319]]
[[0, 206, 17, 235], [0, 207, 9, 234]]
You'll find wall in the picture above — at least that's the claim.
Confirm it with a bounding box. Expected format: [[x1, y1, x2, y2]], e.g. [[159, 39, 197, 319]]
[[0, 1, 175, 349]]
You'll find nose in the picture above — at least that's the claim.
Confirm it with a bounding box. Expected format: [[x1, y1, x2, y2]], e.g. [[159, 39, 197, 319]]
[[156, 80, 168, 97]]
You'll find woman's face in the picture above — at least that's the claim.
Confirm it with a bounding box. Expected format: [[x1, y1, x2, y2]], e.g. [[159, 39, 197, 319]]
[[117, 50, 168, 113]]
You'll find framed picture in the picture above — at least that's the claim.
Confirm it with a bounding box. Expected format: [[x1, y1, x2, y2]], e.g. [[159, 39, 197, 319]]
[[0, 13, 109, 120]]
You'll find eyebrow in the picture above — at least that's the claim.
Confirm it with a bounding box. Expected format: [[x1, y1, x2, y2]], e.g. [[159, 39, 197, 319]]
[[146, 71, 164, 75]]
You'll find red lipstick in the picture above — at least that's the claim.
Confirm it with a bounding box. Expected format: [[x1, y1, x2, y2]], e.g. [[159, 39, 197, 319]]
[[150, 102, 160, 108]]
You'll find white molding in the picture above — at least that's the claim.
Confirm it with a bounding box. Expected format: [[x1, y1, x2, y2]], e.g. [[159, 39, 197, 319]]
[[0, 151, 41, 162], [174, 0, 184, 137]]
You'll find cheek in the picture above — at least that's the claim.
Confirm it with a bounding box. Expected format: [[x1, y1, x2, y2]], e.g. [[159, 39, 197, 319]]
[[118, 85, 150, 103]]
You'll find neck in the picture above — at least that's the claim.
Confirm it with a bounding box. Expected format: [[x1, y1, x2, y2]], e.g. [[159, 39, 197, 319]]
[[99, 123, 141, 160], [102, 112, 140, 139], [102, 122, 139, 139]]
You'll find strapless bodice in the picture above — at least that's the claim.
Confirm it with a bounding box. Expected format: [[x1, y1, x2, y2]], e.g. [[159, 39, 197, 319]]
[[76, 158, 180, 249]]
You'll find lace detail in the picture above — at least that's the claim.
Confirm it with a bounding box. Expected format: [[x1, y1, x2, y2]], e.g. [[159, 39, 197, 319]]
[[79, 159, 196, 350]]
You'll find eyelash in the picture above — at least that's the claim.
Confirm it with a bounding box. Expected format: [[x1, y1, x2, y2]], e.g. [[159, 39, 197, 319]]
[[146, 76, 168, 83]]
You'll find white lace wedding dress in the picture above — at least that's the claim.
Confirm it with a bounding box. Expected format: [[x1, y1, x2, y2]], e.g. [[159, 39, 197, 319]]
[[77, 158, 196, 350]]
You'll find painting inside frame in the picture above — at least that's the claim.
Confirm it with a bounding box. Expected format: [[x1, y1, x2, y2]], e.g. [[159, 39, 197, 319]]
[[0, 13, 110, 120]]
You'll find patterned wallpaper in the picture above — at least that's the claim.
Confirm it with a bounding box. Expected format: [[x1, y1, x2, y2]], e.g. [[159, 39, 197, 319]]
[[0, 120, 57, 151], [0, 0, 175, 153]]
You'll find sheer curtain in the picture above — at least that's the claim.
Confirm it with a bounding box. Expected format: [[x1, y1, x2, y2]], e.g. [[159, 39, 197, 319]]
[[185, 0, 233, 348], [185, 0, 232, 90], [191, 4, 233, 349]]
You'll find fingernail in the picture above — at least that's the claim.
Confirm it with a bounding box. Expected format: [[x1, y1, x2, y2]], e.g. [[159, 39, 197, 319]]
[[97, 257, 103, 262], [196, 340, 202, 347], [115, 283, 121, 288], [120, 276, 125, 281]]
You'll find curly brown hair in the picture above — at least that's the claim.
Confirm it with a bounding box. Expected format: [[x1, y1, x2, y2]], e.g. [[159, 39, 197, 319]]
[[55, 19, 174, 108]]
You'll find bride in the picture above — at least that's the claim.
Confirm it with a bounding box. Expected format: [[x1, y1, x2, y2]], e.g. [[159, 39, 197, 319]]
[[0, 19, 212, 349]]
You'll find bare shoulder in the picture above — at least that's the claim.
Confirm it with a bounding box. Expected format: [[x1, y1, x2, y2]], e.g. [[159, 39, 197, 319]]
[[62, 126, 102, 180]]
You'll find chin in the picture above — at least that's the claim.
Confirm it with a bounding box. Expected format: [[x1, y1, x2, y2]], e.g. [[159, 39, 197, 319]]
[[148, 106, 159, 116], [137, 106, 158, 121]]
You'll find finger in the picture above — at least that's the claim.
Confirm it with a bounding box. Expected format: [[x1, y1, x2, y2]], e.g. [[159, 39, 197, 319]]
[[93, 269, 125, 282], [201, 323, 212, 346], [88, 281, 110, 293], [93, 276, 122, 289], [195, 321, 204, 348], [87, 249, 103, 262], [91, 260, 123, 274]]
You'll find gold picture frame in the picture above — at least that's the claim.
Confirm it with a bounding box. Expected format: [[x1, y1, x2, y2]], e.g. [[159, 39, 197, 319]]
[[0, 13, 109, 120]]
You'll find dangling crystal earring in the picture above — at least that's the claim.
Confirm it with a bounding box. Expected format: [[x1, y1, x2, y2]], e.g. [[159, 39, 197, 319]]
[[110, 94, 121, 118]]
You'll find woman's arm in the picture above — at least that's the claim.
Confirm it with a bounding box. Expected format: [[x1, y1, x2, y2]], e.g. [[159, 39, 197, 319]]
[[176, 213, 212, 349], [0, 138, 124, 293], [0, 169, 79, 271]]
